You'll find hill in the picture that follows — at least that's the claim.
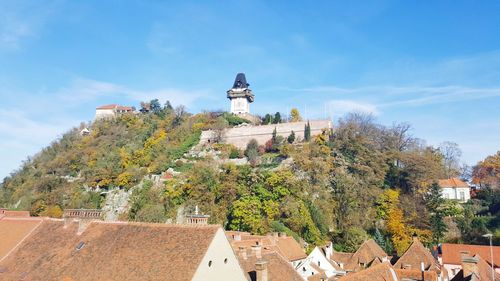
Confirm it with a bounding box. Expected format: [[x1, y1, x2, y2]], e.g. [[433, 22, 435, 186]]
[[0, 103, 498, 251]]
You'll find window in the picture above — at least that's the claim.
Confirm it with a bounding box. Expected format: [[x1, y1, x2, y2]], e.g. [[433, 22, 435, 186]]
[[224, 258, 228, 264], [460, 192, 465, 201], [444, 193, 449, 199], [318, 261, 321, 267], [208, 260, 212, 267]]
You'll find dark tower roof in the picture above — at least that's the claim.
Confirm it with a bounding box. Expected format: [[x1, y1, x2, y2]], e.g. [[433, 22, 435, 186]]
[[232, 73, 250, 89]]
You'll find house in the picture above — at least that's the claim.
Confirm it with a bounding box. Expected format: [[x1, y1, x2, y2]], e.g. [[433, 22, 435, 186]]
[[0, 219, 248, 281], [330, 239, 389, 272], [95, 104, 134, 120], [297, 244, 345, 280], [393, 236, 448, 280], [236, 244, 304, 281], [441, 243, 500, 278], [227, 231, 307, 267], [438, 178, 471, 202], [449, 254, 499, 281]]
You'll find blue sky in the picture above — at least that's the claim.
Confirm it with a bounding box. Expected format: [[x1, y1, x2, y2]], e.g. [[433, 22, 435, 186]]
[[1, 0, 499, 179]]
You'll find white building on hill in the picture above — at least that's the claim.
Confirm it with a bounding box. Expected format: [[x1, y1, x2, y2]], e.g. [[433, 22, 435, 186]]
[[438, 178, 470, 202], [95, 104, 134, 120]]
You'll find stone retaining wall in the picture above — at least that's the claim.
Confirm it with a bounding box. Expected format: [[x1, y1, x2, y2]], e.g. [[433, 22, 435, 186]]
[[200, 119, 332, 149]]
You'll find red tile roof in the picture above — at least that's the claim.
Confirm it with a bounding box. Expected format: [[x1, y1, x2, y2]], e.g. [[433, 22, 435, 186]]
[[438, 178, 469, 188], [332, 239, 388, 272], [228, 232, 307, 262], [0, 220, 221, 281], [450, 254, 500, 281], [442, 243, 500, 267], [95, 104, 118, 110], [394, 268, 438, 281], [237, 250, 303, 281], [339, 262, 396, 281], [393, 237, 440, 272], [0, 217, 43, 261]]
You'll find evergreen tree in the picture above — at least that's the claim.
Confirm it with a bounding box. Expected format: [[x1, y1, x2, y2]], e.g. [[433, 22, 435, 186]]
[[262, 114, 273, 125], [425, 182, 448, 244], [164, 100, 173, 111], [150, 99, 162, 114], [287, 131, 296, 144], [374, 227, 386, 250], [272, 112, 281, 124], [304, 121, 311, 141], [272, 127, 277, 144]]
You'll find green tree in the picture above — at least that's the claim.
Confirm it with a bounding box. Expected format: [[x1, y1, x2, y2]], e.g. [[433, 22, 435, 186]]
[[262, 114, 273, 125], [273, 112, 282, 124], [304, 121, 311, 141], [229, 196, 264, 233], [425, 182, 447, 244], [374, 227, 386, 250], [245, 139, 259, 166], [287, 131, 296, 144], [150, 99, 162, 115]]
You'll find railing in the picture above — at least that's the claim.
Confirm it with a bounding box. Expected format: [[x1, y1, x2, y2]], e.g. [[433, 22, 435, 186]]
[[63, 209, 102, 219]]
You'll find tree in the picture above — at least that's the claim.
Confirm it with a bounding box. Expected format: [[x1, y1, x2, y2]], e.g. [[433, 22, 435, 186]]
[[150, 99, 162, 114], [439, 141, 462, 178], [245, 139, 259, 166], [287, 131, 296, 144], [425, 182, 447, 244], [272, 112, 281, 124], [374, 227, 386, 250], [304, 121, 311, 141], [164, 100, 173, 111], [472, 151, 500, 189], [290, 108, 302, 122], [262, 114, 273, 125]]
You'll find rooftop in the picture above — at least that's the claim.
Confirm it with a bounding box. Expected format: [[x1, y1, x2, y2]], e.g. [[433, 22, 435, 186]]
[[0, 219, 221, 281], [441, 243, 500, 267], [438, 178, 469, 188]]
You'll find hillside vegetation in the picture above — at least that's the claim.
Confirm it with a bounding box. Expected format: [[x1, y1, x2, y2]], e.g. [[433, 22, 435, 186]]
[[1, 102, 498, 251]]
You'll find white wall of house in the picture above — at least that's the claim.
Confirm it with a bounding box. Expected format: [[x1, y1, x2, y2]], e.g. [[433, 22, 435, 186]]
[[95, 109, 116, 120], [296, 247, 343, 280], [441, 187, 470, 202], [192, 228, 248, 281]]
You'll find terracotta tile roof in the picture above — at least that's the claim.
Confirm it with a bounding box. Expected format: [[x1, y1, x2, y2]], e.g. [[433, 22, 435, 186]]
[[0, 218, 43, 261], [331, 251, 354, 266], [394, 268, 438, 281], [0, 210, 30, 217], [275, 236, 308, 261], [450, 254, 500, 281], [393, 237, 439, 272], [339, 262, 396, 281], [334, 239, 388, 271], [0, 220, 220, 281], [438, 178, 469, 188], [237, 250, 303, 281], [229, 232, 307, 262], [441, 243, 500, 267], [96, 104, 118, 110], [95, 104, 133, 111]]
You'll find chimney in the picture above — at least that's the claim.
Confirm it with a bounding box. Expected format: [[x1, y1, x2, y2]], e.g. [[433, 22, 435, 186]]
[[412, 233, 419, 242], [234, 233, 241, 241], [324, 242, 333, 259], [403, 264, 412, 270], [461, 254, 478, 278], [251, 245, 262, 259], [255, 260, 268, 281], [239, 247, 247, 260]]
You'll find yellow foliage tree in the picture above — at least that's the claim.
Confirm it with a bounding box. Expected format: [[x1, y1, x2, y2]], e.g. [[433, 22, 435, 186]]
[[290, 108, 303, 122], [381, 189, 412, 255]]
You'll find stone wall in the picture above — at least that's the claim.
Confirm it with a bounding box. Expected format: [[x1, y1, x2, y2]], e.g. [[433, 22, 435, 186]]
[[200, 119, 332, 149]]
